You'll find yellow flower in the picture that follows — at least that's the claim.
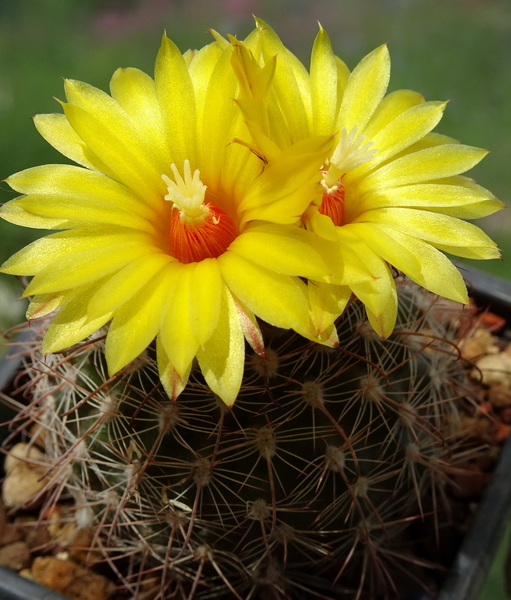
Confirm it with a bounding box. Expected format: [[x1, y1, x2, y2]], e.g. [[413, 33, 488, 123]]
[[1, 33, 336, 405], [231, 20, 504, 338]]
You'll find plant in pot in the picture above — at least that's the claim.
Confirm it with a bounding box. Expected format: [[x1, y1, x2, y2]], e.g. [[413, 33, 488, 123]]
[[0, 19, 508, 600]]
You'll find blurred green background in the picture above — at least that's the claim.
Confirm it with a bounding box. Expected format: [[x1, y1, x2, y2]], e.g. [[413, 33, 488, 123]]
[[0, 0, 510, 597]]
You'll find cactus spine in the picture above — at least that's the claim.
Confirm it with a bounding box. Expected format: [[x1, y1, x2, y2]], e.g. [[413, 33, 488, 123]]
[[9, 279, 484, 599]]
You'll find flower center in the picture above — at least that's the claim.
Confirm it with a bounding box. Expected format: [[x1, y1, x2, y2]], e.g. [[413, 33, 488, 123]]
[[320, 176, 345, 227], [163, 161, 238, 264], [318, 126, 377, 228]]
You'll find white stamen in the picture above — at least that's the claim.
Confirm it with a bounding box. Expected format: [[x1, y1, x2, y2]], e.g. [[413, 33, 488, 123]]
[[321, 179, 341, 195], [162, 160, 209, 223], [332, 126, 377, 172], [324, 126, 377, 188]]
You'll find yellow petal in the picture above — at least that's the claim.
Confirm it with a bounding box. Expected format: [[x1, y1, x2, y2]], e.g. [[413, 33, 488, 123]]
[[336, 44, 390, 135], [253, 18, 310, 142], [105, 263, 176, 374], [208, 29, 230, 50], [159, 264, 201, 378], [229, 223, 329, 280], [156, 336, 191, 401], [432, 242, 501, 260], [336, 237, 394, 317], [308, 281, 352, 335], [218, 251, 311, 337], [33, 113, 114, 176], [2, 226, 139, 276], [62, 102, 164, 206], [303, 204, 339, 242], [230, 37, 276, 106], [0, 201, 79, 230], [358, 207, 498, 249], [239, 135, 333, 226], [231, 110, 283, 161], [334, 56, 350, 108], [402, 132, 460, 154], [188, 40, 226, 134], [42, 279, 113, 354], [361, 275, 398, 340], [87, 252, 173, 320], [344, 221, 422, 277], [230, 35, 285, 159], [109, 67, 172, 171], [357, 224, 470, 304], [23, 233, 156, 295], [6, 165, 161, 223], [363, 89, 426, 140], [11, 195, 158, 235], [361, 144, 488, 190], [155, 34, 197, 170], [230, 294, 265, 356], [310, 25, 338, 135], [314, 322, 340, 347], [359, 180, 496, 213], [357, 101, 446, 175], [188, 259, 223, 346], [346, 250, 397, 339], [427, 199, 504, 219], [197, 288, 245, 406], [331, 228, 385, 286], [27, 291, 69, 320], [199, 45, 257, 199], [64, 77, 167, 175]]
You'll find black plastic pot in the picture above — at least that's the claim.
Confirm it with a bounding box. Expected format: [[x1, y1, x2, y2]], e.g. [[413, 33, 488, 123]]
[[0, 268, 510, 600], [0, 566, 69, 600], [438, 268, 511, 600]]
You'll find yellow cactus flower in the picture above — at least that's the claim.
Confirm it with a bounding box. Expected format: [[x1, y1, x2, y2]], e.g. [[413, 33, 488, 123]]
[[231, 20, 503, 338], [0, 33, 339, 406]]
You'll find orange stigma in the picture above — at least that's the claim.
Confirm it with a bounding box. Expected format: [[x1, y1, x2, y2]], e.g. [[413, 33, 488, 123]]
[[169, 203, 238, 263], [320, 178, 345, 227]]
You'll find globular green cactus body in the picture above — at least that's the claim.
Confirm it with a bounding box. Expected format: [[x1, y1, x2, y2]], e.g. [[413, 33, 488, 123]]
[[17, 280, 478, 599]]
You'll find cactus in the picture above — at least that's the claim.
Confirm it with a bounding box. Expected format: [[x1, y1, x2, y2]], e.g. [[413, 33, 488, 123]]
[[7, 277, 486, 599], [0, 18, 503, 600]]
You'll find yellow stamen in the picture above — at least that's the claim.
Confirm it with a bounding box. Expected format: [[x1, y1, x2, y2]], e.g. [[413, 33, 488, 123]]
[[162, 160, 209, 224]]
